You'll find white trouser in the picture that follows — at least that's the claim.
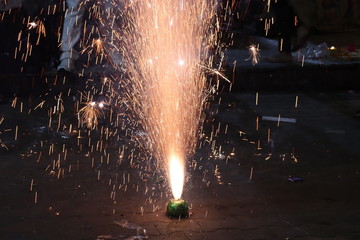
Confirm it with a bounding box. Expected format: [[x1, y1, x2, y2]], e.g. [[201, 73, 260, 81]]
[[59, 0, 85, 62]]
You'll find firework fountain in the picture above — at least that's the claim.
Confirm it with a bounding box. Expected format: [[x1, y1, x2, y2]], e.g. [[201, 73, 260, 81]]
[[98, 0, 222, 216]]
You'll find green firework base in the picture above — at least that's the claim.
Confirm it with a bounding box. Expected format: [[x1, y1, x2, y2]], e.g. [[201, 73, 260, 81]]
[[166, 199, 189, 218]]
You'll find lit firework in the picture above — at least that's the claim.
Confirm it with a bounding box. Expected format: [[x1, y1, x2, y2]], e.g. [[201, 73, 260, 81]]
[[100, 0, 221, 200]]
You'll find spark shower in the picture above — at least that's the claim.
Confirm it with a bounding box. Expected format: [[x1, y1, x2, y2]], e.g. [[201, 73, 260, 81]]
[[100, 0, 221, 200]]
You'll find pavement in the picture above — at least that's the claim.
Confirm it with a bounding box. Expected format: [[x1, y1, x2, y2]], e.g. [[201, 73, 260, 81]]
[[1, 85, 360, 240]]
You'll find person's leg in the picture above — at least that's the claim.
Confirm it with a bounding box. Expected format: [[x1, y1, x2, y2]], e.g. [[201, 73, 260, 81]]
[[58, 0, 85, 71], [292, 22, 310, 51], [273, 0, 294, 53], [265, 0, 295, 62]]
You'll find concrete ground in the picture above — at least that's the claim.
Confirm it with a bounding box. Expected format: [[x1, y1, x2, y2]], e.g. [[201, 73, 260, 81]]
[[0, 86, 359, 240]]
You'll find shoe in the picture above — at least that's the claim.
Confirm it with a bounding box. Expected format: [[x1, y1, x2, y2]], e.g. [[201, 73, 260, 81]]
[[57, 58, 76, 72], [56, 61, 78, 86], [264, 52, 293, 63]]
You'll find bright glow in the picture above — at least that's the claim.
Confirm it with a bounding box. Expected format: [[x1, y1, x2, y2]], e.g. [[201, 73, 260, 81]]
[[247, 44, 260, 66], [169, 155, 184, 200], [94, 39, 103, 54], [28, 22, 38, 29], [178, 59, 185, 66], [78, 100, 103, 129]]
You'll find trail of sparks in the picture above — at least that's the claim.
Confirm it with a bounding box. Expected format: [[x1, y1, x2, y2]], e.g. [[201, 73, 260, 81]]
[[100, 0, 221, 199]]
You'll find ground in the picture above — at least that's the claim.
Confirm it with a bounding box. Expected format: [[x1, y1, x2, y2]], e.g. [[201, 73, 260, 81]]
[[1, 87, 359, 240]]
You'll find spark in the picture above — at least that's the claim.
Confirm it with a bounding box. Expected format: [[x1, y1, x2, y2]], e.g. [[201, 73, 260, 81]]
[[249, 167, 254, 181], [246, 44, 260, 65], [28, 21, 38, 29], [34, 100, 46, 110], [93, 38, 103, 55], [0, 139, 8, 150], [198, 64, 231, 83], [295, 96, 299, 108], [78, 101, 104, 129]]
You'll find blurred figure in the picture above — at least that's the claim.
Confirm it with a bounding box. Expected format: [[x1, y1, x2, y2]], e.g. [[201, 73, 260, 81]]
[[266, 0, 298, 62], [267, 0, 355, 63], [57, 0, 85, 72]]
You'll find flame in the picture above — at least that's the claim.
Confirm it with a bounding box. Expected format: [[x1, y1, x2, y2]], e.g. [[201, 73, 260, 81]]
[[169, 155, 185, 200]]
